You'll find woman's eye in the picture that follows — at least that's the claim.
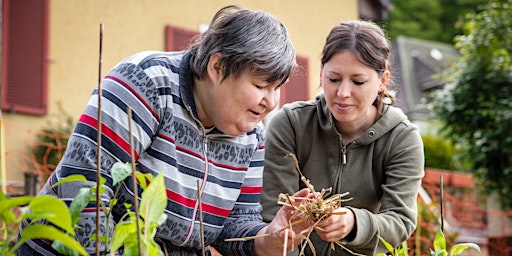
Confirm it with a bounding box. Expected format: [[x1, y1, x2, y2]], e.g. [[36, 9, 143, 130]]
[[353, 81, 365, 85], [328, 78, 340, 83]]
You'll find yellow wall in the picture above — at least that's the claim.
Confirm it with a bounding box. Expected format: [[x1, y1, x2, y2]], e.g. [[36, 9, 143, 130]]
[[2, 0, 357, 185]]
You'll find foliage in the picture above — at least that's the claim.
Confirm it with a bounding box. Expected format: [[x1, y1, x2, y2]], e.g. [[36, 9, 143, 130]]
[[430, 227, 480, 256], [110, 164, 167, 256], [1, 162, 166, 256], [422, 135, 458, 170], [0, 191, 88, 256], [377, 227, 480, 256], [386, 0, 498, 44], [28, 103, 74, 180], [52, 162, 166, 256], [430, 1, 512, 209], [386, 0, 443, 42]]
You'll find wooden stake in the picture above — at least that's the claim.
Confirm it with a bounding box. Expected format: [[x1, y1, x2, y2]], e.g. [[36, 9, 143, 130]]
[[95, 23, 103, 256], [197, 180, 206, 256], [440, 175, 444, 232], [128, 108, 142, 255]]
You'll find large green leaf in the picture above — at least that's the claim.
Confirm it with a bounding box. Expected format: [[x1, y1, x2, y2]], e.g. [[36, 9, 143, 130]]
[[26, 195, 74, 235], [110, 220, 136, 254], [69, 187, 94, 224], [433, 228, 446, 251], [0, 195, 33, 223], [140, 173, 167, 225], [449, 243, 480, 255], [12, 224, 88, 256]]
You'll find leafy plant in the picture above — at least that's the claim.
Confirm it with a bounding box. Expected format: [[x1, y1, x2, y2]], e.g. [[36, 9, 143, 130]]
[[422, 134, 458, 170], [0, 191, 88, 256], [430, 1, 512, 209], [51, 162, 167, 256], [377, 227, 480, 256], [25, 103, 74, 184], [430, 227, 480, 256], [110, 168, 167, 255], [1, 162, 166, 256]]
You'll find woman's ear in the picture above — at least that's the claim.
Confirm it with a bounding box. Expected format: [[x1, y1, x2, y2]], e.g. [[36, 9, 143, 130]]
[[207, 52, 222, 84], [379, 70, 390, 91]]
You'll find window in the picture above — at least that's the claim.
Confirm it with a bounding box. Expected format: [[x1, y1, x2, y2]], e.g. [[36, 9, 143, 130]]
[[165, 25, 199, 52], [1, 0, 49, 115], [281, 56, 309, 105]]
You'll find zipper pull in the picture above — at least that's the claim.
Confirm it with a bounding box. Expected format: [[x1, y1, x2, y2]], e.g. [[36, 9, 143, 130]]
[[341, 147, 347, 165]]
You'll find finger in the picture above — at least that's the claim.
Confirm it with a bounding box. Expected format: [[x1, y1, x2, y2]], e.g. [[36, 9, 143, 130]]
[[298, 188, 313, 196]]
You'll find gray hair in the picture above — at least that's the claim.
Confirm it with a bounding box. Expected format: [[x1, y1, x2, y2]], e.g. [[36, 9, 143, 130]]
[[188, 5, 297, 85]]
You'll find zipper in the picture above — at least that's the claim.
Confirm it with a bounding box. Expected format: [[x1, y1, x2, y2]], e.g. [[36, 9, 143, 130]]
[[341, 146, 347, 165]]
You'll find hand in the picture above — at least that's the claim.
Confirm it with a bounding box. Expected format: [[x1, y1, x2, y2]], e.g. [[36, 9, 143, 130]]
[[254, 188, 313, 255], [313, 207, 355, 242]]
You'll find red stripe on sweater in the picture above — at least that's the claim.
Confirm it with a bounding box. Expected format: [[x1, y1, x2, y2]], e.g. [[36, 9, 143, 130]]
[[240, 185, 262, 194], [166, 189, 232, 217], [79, 114, 139, 159]]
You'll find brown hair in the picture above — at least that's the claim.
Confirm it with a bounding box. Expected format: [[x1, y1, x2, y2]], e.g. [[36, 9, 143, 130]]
[[321, 20, 395, 113]]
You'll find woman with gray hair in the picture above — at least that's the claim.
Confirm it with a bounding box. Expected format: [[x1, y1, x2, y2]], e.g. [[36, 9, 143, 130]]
[[18, 5, 310, 256]]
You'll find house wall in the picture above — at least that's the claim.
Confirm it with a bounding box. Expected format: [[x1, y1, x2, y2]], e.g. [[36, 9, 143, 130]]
[[2, 0, 358, 186]]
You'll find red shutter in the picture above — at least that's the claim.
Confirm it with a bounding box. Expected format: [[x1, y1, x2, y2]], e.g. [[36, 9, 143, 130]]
[[1, 0, 49, 115], [165, 25, 199, 52], [281, 55, 309, 105]]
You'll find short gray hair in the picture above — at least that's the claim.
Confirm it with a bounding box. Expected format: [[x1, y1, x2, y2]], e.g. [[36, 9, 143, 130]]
[[188, 5, 296, 85]]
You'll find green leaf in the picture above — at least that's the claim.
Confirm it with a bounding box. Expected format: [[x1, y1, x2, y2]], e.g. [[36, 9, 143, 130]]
[[140, 173, 167, 225], [433, 228, 446, 251], [52, 174, 89, 187], [449, 243, 480, 255], [52, 235, 81, 256], [378, 236, 396, 254], [0, 196, 33, 223], [69, 187, 93, 224], [135, 171, 149, 190], [11, 224, 88, 256], [110, 221, 137, 254], [431, 249, 448, 256], [27, 195, 75, 235], [111, 162, 133, 186]]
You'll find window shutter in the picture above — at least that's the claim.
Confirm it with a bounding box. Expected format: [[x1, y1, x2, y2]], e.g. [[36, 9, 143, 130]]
[[165, 25, 199, 52], [281, 55, 309, 105], [1, 0, 49, 115]]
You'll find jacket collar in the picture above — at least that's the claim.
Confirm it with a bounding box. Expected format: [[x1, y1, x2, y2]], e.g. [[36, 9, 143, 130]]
[[179, 52, 199, 120]]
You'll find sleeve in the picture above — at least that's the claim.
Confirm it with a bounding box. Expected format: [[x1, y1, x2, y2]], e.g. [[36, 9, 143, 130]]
[[213, 124, 269, 255], [45, 57, 164, 254], [347, 123, 425, 253], [260, 107, 302, 223]]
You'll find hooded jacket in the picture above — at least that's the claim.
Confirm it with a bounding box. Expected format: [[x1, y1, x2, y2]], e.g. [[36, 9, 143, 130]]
[[261, 93, 424, 255]]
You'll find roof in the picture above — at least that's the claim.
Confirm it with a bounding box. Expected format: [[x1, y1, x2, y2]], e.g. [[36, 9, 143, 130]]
[[392, 36, 460, 121]]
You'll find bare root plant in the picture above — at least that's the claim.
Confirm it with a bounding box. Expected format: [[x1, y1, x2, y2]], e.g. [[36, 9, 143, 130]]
[[226, 153, 363, 256]]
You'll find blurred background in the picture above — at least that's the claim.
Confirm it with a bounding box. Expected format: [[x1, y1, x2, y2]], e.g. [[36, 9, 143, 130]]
[[1, 0, 511, 255]]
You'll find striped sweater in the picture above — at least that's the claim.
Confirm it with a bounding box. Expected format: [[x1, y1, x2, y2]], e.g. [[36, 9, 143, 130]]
[[21, 51, 268, 256]]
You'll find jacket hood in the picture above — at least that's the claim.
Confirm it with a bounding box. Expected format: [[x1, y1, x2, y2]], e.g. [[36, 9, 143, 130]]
[[316, 92, 410, 146]]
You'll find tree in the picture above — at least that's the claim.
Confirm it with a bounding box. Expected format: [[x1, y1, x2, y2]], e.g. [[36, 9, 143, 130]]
[[431, 2, 512, 209], [386, 0, 497, 44]]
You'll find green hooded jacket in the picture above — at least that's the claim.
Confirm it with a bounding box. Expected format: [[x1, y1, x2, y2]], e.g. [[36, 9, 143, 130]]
[[261, 93, 424, 255]]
